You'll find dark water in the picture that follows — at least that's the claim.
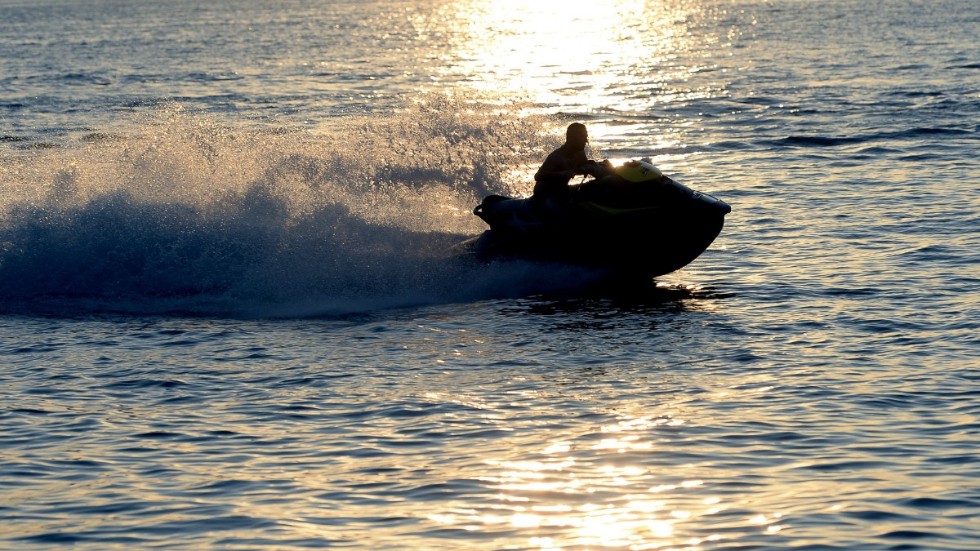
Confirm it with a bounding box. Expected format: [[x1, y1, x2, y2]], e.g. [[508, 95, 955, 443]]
[[1, 0, 978, 549]]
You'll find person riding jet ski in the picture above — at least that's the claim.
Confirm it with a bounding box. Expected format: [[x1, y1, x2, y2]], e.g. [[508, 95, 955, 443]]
[[533, 122, 613, 206], [465, 122, 731, 279]]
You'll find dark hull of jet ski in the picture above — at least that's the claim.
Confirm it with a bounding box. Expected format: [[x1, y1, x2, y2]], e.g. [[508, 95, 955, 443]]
[[467, 164, 731, 279]]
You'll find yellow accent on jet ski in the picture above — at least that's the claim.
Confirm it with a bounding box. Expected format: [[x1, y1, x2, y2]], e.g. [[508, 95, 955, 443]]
[[615, 160, 664, 183]]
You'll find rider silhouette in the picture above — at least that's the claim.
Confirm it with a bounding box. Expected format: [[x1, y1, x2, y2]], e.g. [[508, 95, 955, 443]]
[[532, 122, 592, 202]]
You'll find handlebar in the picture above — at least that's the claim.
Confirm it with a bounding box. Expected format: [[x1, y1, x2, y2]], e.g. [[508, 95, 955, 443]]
[[576, 159, 613, 177]]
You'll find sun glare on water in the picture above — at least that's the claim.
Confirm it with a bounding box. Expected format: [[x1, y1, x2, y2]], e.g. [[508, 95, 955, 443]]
[[425, 0, 719, 160], [439, 0, 703, 115], [421, 413, 783, 549]]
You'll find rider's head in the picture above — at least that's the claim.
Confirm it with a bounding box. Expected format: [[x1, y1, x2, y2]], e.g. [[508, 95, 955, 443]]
[[565, 123, 588, 149]]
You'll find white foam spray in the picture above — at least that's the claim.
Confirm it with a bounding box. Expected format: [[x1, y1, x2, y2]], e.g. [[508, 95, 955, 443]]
[[0, 95, 606, 317]]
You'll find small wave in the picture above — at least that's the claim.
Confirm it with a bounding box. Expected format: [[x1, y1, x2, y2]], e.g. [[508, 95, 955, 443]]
[[774, 135, 865, 147], [884, 88, 946, 98], [58, 71, 115, 86], [767, 126, 974, 150], [895, 127, 972, 137], [899, 497, 979, 510], [897, 244, 962, 262], [877, 529, 937, 540]]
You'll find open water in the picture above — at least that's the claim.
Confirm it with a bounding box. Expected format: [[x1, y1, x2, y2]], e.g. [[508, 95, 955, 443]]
[[1, 0, 978, 549]]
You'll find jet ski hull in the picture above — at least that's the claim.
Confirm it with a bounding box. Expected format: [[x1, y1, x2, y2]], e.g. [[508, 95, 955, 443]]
[[467, 163, 731, 279]]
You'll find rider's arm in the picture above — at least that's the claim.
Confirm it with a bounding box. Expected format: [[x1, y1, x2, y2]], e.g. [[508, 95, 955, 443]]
[[534, 151, 575, 183]]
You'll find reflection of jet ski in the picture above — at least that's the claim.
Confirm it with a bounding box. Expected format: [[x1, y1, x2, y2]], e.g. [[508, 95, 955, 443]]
[[465, 159, 731, 279]]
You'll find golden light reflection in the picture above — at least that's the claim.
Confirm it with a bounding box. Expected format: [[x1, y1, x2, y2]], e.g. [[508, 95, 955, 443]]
[[424, 413, 778, 549], [439, 0, 704, 114]]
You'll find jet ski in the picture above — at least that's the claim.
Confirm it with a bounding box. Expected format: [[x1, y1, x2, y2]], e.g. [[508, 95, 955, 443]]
[[465, 159, 731, 279]]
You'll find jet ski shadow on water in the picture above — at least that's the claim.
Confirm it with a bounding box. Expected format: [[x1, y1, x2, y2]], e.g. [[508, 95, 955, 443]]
[[460, 159, 731, 281]]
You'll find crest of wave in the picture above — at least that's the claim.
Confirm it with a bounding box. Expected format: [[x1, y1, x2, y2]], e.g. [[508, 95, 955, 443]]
[[0, 95, 572, 317]]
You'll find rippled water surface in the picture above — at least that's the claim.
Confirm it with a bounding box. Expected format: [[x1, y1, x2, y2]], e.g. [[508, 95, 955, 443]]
[[1, 0, 978, 549]]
